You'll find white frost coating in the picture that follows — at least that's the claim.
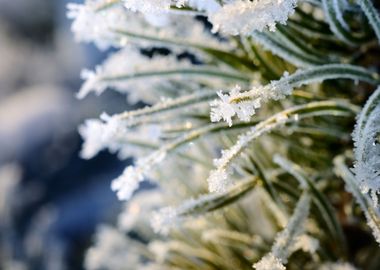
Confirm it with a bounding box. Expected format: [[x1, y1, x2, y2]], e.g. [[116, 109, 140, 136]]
[[151, 192, 220, 234], [207, 168, 231, 194], [120, 0, 297, 36], [253, 253, 286, 270], [78, 113, 125, 159], [67, 1, 226, 51], [123, 0, 171, 14], [111, 151, 166, 200], [78, 68, 107, 99], [78, 112, 162, 159], [67, 1, 128, 50], [77, 46, 192, 102], [254, 193, 311, 269], [123, 0, 220, 14], [271, 194, 311, 262], [85, 225, 140, 270], [208, 114, 289, 193], [353, 86, 380, 207], [181, 0, 221, 13], [291, 234, 319, 254], [209, 0, 298, 35], [366, 214, 380, 244], [151, 206, 178, 235], [337, 156, 380, 245], [210, 85, 261, 127], [210, 73, 292, 126]]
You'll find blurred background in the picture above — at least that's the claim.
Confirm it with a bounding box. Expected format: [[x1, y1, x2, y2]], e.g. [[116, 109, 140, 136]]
[[0, 0, 129, 269]]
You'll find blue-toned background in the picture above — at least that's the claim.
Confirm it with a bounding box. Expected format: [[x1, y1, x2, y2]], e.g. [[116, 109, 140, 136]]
[[0, 0, 129, 269]]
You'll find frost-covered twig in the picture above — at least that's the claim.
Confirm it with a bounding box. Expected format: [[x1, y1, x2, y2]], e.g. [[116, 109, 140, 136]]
[[334, 155, 380, 245], [322, 0, 368, 45], [357, 0, 380, 44], [151, 177, 257, 234], [208, 100, 358, 193], [78, 46, 249, 102], [253, 192, 311, 270], [210, 64, 378, 126], [352, 86, 380, 207], [209, 0, 298, 35]]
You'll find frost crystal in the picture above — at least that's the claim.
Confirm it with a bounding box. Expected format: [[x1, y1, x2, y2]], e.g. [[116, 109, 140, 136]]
[[111, 151, 167, 201], [151, 191, 223, 234], [207, 169, 230, 193], [182, 0, 220, 13], [291, 234, 319, 254], [79, 111, 162, 160], [253, 253, 286, 270], [208, 113, 289, 193], [353, 86, 380, 207], [77, 46, 195, 103], [111, 166, 144, 200], [210, 74, 292, 126], [67, 1, 128, 50], [209, 0, 298, 35], [123, 0, 171, 14], [151, 206, 178, 235], [210, 85, 261, 127], [78, 113, 125, 159], [78, 68, 106, 99]]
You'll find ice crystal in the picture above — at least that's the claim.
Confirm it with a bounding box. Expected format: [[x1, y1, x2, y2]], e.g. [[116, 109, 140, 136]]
[[67, 1, 128, 50], [151, 206, 178, 235], [111, 166, 144, 201], [111, 151, 166, 200], [210, 85, 261, 127], [207, 168, 231, 193], [253, 253, 286, 270], [123, 0, 172, 14], [182, 0, 220, 13], [77, 46, 195, 103], [210, 74, 292, 126], [209, 0, 298, 35], [291, 234, 319, 254], [151, 192, 218, 234], [67, 0, 226, 51], [77, 68, 106, 99], [79, 111, 162, 160], [78, 113, 125, 159], [208, 113, 289, 193]]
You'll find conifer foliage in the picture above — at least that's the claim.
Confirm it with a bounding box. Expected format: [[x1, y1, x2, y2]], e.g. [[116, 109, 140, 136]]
[[68, 1, 380, 269]]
